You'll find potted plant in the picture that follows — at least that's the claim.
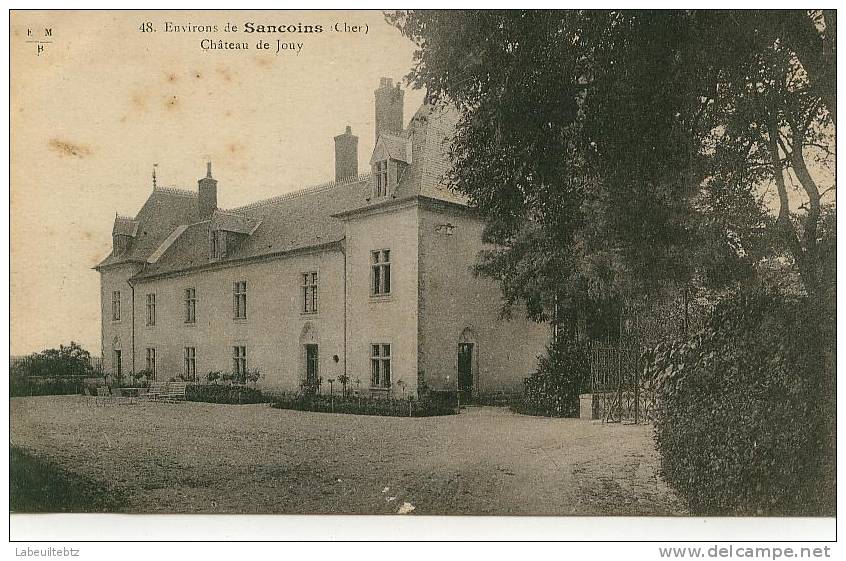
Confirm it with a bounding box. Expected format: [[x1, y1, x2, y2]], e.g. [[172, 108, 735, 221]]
[[338, 374, 350, 397]]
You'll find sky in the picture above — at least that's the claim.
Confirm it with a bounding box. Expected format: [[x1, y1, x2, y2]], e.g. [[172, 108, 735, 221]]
[[10, 10, 835, 357], [10, 10, 425, 356]]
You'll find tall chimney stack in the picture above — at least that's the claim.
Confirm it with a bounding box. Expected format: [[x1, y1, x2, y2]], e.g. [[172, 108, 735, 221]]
[[374, 77, 404, 140], [198, 161, 217, 218], [334, 125, 359, 182]]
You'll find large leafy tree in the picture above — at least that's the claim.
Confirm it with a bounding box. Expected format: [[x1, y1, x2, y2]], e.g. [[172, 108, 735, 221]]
[[388, 10, 835, 336]]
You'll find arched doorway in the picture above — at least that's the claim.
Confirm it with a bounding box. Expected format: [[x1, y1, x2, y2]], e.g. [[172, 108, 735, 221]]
[[111, 335, 122, 379], [458, 327, 478, 403]]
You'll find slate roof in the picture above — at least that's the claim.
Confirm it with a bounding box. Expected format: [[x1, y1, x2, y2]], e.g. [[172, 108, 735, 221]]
[[135, 175, 371, 279], [98, 102, 467, 281], [112, 216, 139, 237], [96, 187, 200, 269]]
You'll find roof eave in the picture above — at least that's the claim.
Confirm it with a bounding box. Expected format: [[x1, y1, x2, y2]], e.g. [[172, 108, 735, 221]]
[[130, 239, 344, 283], [330, 195, 421, 220]]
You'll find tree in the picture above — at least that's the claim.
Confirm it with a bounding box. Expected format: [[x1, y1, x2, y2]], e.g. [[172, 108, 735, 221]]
[[388, 10, 835, 328], [12, 342, 94, 379]]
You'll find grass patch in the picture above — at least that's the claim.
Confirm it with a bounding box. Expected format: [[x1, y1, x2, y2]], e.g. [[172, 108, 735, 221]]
[[10, 446, 127, 513]]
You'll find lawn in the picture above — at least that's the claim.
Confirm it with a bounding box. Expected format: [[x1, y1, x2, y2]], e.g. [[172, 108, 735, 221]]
[[10, 395, 685, 515]]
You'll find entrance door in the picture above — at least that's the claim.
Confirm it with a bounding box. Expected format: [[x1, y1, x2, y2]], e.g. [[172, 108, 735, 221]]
[[458, 343, 474, 403], [305, 344, 319, 393]]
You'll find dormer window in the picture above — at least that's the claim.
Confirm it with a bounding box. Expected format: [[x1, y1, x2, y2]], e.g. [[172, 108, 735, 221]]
[[370, 134, 410, 200], [210, 229, 226, 259], [374, 160, 388, 197], [208, 210, 260, 261]]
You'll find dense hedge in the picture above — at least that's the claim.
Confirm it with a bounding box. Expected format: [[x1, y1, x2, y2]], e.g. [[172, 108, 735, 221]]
[[649, 290, 835, 516], [270, 393, 457, 417], [10, 377, 84, 397], [514, 339, 589, 417], [185, 383, 267, 405]]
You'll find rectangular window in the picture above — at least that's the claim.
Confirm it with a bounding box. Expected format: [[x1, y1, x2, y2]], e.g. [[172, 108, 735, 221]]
[[233, 345, 247, 377], [184, 347, 196, 381], [371, 249, 391, 295], [113, 350, 122, 377], [374, 161, 388, 197], [370, 344, 392, 388], [301, 272, 318, 313], [233, 281, 247, 319], [145, 293, 156, 326], [184, 288, 196, 323], [210, 229, 226, 259], [145, 347, 156, 376], [111, 291, 121, 321]]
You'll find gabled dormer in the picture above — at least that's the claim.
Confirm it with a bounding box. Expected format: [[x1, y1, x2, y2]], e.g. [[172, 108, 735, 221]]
[[112, 215, 139, 255], [369, 134, 410, 199], [208, 210, 260, 261]]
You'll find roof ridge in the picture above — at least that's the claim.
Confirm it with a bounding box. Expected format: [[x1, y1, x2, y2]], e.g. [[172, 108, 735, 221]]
[[229, 172, 372, 212], [153, 186, 198, 198], [213, 208, 251, 218]]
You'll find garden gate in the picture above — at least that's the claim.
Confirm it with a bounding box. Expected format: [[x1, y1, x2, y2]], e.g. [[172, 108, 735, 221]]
[[589, 343, 654, 424]]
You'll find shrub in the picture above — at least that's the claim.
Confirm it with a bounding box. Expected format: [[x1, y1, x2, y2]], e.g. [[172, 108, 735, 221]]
[[127, 369, 153, 388], [514, 338, 589, 417], [11, 342, 94, 379], [206, 371, 222, 383], [650, 289, 835, 516], [270, 393, 456, 417], [185, 383, 267, 405], [244, 368, 261, 385]]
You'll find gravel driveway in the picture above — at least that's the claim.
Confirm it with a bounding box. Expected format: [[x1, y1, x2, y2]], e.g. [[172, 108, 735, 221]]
[[11, 396, 685, 515]]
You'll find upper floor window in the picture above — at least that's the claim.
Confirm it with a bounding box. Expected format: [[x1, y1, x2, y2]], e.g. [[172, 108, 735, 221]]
[[371, 249, 391, 295], [111, 291, 121, 321], [145, 293, 156, 326], [233, 281, 247, 319], [374, 161, 388, 197], [184, 288, 196, 323], [302, 272, 318, 314], [371, 344, 391, 388]]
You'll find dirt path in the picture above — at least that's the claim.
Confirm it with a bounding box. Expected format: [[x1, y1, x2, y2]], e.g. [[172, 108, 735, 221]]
[[10, 396, 685, 515]]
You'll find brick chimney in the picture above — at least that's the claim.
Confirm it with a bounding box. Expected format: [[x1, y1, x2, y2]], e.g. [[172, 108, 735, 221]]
[[374, 77, 404, 140], [334, 125, 359, 182], [198, 161, 217, 218]]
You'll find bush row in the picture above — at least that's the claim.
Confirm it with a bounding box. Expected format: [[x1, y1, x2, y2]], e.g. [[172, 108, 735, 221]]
[[185, 383, 267, 405], [270, 393, 457, 417]]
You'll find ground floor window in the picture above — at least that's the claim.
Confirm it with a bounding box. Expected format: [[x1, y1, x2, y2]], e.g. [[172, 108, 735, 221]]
[[145, 347, 156, 377], [113, 349, 122, 378], [370, 344, 391, 388], [184, 347, 196, 381], [233, 345, 247, 378]]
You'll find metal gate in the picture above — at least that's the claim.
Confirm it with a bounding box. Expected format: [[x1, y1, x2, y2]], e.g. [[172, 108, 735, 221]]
[[589, 344, 653, 424]]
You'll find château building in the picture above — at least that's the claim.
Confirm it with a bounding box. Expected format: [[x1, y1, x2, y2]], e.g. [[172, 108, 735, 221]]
[[95, 77, 550, 399]]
